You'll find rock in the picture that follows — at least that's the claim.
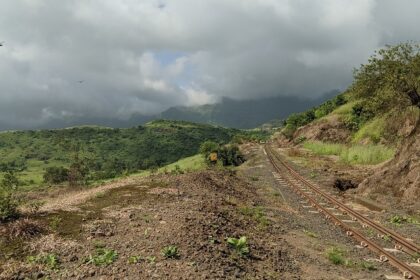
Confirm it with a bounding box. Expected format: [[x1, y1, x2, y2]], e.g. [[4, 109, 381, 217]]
[[334, 179, 358, 191]]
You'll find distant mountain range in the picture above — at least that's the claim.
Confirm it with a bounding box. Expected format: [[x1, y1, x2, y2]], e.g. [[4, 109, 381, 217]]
[[0, 91, 338, 131], [158, 91, 339, 128]]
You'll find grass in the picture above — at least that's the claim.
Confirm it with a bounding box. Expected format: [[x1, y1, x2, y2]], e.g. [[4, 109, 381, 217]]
[[353, 116, 386, 144], [325, 247, 345, 265], [303, 141, 395, 165], [133, 154, 206, 177], [303, 229, 318, 238], [239, 206, 270, 229]]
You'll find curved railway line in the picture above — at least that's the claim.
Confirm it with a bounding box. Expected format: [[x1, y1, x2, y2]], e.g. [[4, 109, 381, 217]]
[[265, 145, 420, 280]]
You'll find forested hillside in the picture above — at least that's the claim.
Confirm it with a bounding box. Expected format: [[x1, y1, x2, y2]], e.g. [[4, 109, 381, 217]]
[[0, 120, 262, 186]]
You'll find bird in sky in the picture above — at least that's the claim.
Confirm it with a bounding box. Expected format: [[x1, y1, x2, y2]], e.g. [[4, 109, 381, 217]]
[[0, 41, 4, 46], [77, 80, 84, 83]]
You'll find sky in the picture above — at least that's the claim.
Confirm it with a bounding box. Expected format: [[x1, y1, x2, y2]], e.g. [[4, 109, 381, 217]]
[[0, 0, 420, 129]]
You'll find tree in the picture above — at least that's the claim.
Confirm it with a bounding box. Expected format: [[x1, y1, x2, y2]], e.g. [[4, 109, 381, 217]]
[[353, 42, 420, 108]]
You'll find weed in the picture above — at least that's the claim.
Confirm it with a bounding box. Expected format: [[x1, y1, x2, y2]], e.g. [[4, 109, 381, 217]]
[[239, 206, 269, 229], [49, 216, 62, 231], [162, 245, 180, 259], [383, 234, 391, 242], [86, 248, 118, 266], [390, 215, 420, 226], [309, 172, 317, 179], [360, 260, 377, 271], [303, 229, 318, 238], [227, 236, 250, 257], [325, 247, 345, 265], [127, 255, 142, 264], [27, 253, 60, 270], [145, 256, 156, 264]]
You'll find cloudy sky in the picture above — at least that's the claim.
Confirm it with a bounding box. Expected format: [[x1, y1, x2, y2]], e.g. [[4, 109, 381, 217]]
[[0, 0, 419, 129]]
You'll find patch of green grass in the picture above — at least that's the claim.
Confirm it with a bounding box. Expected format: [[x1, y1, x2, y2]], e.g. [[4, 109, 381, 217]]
[[303, 141, 395, 165], [390, 215, 420, 226], [353, 117, 385, 144], [303, 229, 318, 238], [325, 247, 345, 265], [162, 245, 180, 259], [86, 248, 118, 266], [239, 206, 270, 229], [332, 101, 357, 115], [27, 253, 60, 270], [303, 141, 344, 156], [227, 236, 250, 257], [49, 216, 62, 231]]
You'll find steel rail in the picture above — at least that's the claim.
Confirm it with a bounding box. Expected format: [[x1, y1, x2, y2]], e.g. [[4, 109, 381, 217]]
[[265, 146, 420, 280], [268, 146, 420, 257]]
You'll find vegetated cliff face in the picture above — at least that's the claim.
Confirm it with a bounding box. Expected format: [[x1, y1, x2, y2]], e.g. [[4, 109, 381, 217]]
[[358, 118, 420, 208]]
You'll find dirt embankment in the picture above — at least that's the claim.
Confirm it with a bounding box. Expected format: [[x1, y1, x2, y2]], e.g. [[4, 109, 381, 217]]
[[0, 170, 297, 280], [293, 115, 352, 143], [358, 121, 420, 209]]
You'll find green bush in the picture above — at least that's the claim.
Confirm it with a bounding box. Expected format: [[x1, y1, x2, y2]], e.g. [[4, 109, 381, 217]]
[[43, 166, 69, 184], [0, 171, 20, 221]]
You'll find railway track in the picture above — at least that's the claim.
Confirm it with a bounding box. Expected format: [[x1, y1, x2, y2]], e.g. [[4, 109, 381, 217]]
[[265, 145, 420, 280]]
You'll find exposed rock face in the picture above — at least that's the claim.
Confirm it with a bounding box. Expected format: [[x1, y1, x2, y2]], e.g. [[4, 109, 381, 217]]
[[358, 119, 420, 209], [293, 115, 352, 143]]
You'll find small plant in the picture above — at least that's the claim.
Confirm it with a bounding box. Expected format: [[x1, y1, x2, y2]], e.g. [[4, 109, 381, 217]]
[[128, 255, 142, 264], [86, 248, 118, 266], [227, 236, 250, 257], [325, 247, 345, 265], [27, 253, 60, 270], [162, 245, 180, 259], [145, 256, 156, 264], [303, 229, 318, 238]]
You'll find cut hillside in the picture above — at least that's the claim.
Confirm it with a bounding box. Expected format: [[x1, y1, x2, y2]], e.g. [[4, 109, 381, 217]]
[[278, 43, 420, 209]]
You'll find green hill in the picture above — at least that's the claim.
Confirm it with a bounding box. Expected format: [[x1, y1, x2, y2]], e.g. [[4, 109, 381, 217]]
[[0, 120, 259, 187], [282, 43, 420, 147]]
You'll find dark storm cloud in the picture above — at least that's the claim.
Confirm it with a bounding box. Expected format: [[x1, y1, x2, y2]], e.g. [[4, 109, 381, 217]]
[[0, 0, 420, 129]]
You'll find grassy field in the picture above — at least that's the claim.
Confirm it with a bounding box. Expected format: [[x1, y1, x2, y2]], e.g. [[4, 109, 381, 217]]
[[303, 141, 395, 165], [132, 154, 206, 177]]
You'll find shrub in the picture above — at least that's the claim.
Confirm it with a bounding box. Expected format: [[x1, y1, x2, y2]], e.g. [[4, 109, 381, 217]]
[[6, 218, 45, 239], [0, 171, 20, 221], [43, 166, 69, 184]]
